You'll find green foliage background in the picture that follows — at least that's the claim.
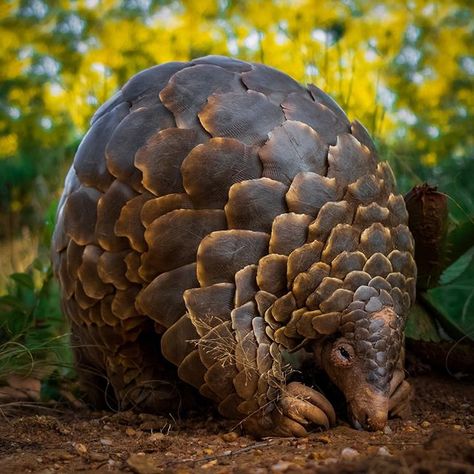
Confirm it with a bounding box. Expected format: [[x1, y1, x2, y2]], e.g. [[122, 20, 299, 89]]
[[0, 0, 473, 383]]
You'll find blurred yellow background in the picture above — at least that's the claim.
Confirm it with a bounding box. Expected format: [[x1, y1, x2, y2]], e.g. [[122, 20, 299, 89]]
[[0, 0, 473, 287]]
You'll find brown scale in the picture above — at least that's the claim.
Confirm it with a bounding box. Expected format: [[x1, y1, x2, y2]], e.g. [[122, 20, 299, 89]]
[[52, 56, 416, 437]]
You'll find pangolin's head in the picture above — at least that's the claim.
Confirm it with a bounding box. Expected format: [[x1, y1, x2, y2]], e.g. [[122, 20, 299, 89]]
[[314, 306, 405, 431]]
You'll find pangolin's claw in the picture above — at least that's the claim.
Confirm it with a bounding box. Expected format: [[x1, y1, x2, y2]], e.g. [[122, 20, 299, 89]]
[[269, 381, 335, 436], [285, 381, 337, 426], [279, 396, 330, 429], [272, 411, 308, 437]]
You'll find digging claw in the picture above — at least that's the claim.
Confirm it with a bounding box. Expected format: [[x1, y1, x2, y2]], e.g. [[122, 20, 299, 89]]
[[272, 382, 336, 436], [242, 382, 336, 437]]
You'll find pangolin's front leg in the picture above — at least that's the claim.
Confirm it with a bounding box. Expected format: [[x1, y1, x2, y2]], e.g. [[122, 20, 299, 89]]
[[388, 352, 413, 419], [163, 283, 335, 437]]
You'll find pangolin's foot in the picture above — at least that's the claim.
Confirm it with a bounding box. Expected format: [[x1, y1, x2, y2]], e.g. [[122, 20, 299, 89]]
[[244, 382, 336, 437], [389, 371, 413, 419]]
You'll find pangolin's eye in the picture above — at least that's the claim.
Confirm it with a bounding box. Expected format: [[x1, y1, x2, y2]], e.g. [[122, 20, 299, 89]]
[[330, 341, 355, 367], [339, 347, 351, 360]]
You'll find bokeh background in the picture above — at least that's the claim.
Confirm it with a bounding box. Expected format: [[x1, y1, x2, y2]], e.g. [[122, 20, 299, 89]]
[[0, 0, 472, 384]]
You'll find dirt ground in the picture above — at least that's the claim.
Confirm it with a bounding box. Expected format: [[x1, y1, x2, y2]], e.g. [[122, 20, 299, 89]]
[[0, 372, 473, 474]]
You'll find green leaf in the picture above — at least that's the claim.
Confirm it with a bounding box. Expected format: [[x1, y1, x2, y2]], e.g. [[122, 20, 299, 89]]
[[10, 272, 35, 290], [445, 219, 474, 267], [426, 249, 474, 342], [440, 246, 474, 285]]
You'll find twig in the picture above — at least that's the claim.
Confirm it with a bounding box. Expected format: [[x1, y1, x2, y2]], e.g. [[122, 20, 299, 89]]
[[368, 441, 423, 446], [163, 439, 284, 466], [0, 401, 69, 414]]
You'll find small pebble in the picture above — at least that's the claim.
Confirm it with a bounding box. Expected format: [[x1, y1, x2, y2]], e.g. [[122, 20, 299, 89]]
[[149, 432, 165, 442], [383, 425, 393, 435], [221, 431, 239, 442], [201, 459, 218, 469], [73, 443, 88, 455], [100, 438, 113, 446], [421, 421, 431, 429], [378, 446, 391, 456], [341, 447, 359, 460], [316, 434, 331, 444], [453, 424, 463, 431], [203, 448, 213, 455], [126, 427, 138, 436], [271, 460, 293, 472], [460, 403, 470, 410], [89, 452, 109, 462]]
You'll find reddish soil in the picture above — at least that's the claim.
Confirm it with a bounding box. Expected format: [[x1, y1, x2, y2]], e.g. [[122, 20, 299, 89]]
[[0, 372, 473, 473]]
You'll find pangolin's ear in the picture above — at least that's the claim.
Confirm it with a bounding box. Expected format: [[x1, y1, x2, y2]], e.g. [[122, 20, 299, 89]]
[[306, 311, 342, 335]]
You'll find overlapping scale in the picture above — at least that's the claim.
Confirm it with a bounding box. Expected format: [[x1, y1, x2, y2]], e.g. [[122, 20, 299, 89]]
[[359, 223, 393, 257], [137, 263, 199, 328], [122, 62, 187, 107], [160, 64, 245, 132], [192, 55, 252, 73], [307, 201, 353, 242], [96, 180, 137, 251], [182, 138, 261, 209], [74, 102, 129, 192], [234, 265, 258, 307], [184, 283, 235, 336], [77, 245, 114, 299], [256, 254, 288, 295], [292, 261, 330, 306], [62, 186, 100, 247], [308, 84, 350, 127], [160, 314, 199, 367], [259, 121, 328, 184], [141, 209, 226, 280], [242, 63, 305, 104], [97, 250, 131, 290], [286, 240, 323, 284], [196, 230, 269, 286], [327, 133, 377, 188], [140, 193, 193, 227], [135, 128, 201, 196], [282, 92, 349, 145], [350, 120, 378, 157], [321, 224, 360, 263], [354, 202, 389, 227], [115, 193, 152, 252], [106, 105, 175, 191], [286, 172, 340, 217], [198, 90, 285, 145], [225, 178, 287, 233], [269, 213, 313, 255]]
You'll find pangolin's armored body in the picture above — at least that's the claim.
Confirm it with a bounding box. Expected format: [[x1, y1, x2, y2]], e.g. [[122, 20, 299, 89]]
[[52, 56, 416, 436]]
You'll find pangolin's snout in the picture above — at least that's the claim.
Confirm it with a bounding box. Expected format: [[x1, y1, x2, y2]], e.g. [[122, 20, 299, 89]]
[[348, 387, 389, 431]]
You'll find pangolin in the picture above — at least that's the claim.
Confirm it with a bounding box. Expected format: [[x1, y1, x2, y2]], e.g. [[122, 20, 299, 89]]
[[52, 55, 416, 436]]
